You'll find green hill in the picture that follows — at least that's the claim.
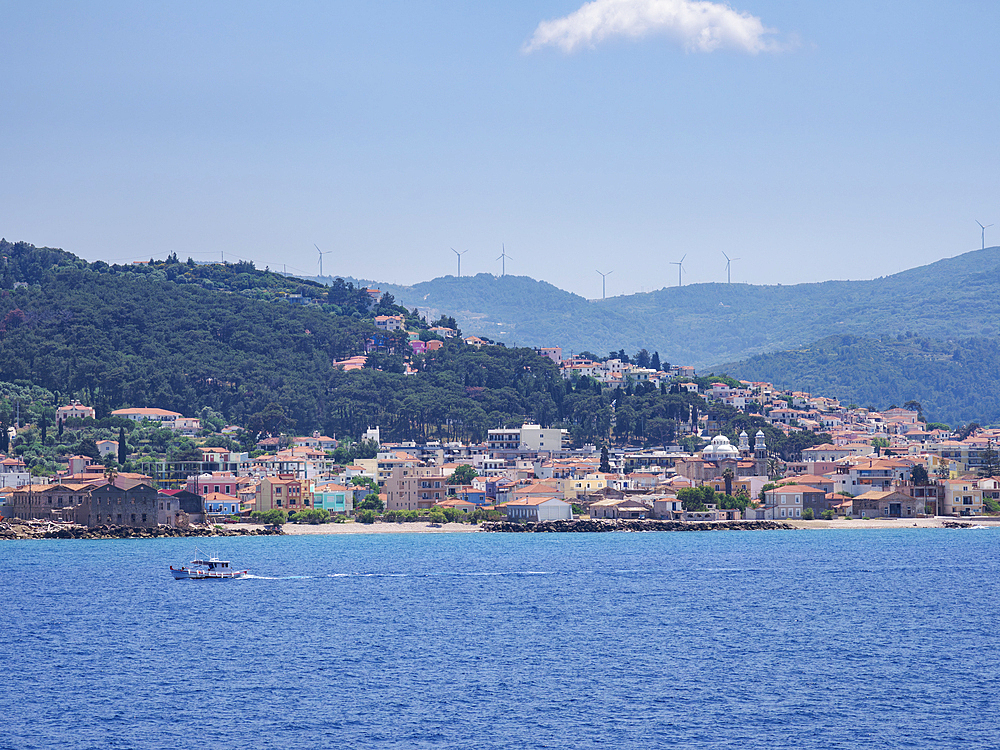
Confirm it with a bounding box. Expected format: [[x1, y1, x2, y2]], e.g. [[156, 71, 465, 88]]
[[722, 334, 1000, 428], [347, 247, 1000, 367], [0, 241, 376, 433], [1, 240, 710, 450]]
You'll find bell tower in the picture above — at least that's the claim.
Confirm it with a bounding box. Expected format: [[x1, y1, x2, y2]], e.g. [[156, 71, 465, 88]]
[[754, 430, 768, 477]]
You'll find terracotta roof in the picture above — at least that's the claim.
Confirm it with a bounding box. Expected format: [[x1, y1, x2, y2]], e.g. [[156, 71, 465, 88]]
[[764, 484, 827, 495]]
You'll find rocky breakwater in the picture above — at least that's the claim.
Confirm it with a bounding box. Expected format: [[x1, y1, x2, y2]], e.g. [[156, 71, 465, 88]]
[[481, 519, 794, 533], [0, 520, 285, 541]]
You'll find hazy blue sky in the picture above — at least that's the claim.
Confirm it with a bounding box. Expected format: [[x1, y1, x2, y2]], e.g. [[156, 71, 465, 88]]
[[3, 1, 998, 298]]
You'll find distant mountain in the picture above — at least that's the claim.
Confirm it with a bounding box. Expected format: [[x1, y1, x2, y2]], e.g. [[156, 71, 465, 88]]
[[317, 247, 1000, 367], [722, 334, 1000, 428]]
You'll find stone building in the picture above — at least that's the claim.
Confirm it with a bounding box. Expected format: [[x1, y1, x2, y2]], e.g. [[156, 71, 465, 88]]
[[82, 483, 159, 528], [9, 483, 97, 521]]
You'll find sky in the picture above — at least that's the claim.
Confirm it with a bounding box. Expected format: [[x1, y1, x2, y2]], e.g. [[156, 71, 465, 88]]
[[3, 0, 999, 298]]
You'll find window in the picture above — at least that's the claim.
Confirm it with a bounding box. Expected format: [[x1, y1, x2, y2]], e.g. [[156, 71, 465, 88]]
[[142, 514, 146, 522]]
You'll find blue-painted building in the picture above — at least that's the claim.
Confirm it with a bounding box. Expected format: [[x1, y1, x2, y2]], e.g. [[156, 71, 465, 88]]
[[313, 484, 354, 515]]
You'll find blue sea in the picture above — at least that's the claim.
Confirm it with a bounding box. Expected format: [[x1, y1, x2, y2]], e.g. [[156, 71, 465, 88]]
[[3, 528, 1000, 750]]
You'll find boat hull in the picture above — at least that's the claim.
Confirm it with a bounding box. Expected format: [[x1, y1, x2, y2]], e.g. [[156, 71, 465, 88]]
[[170, 566, 248, 580]]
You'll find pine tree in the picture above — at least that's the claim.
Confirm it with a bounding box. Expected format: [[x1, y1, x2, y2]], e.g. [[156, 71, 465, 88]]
[[981, 439, 999, 478]]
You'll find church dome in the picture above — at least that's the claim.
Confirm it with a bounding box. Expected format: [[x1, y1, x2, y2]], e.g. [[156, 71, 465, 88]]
[[702, 434, 740, 461]]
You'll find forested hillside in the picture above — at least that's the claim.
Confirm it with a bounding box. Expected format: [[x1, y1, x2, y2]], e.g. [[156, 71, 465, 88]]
[[723, 334, 1000, 427], [0, 241, 830, 453], [352, 246, 1000, 367], [0, 241, 374, 433]]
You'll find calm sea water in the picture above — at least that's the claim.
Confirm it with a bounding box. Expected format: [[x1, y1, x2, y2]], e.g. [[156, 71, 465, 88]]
[[3, 528, 1000, 750]]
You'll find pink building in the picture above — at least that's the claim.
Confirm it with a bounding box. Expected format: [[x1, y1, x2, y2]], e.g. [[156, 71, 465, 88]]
[[538, 347, 562, 364]]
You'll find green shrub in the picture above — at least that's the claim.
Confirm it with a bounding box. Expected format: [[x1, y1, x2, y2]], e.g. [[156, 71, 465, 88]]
[[356, 509, 377, 524], [251, 509, 288, 525], [442, 507, 467, 524], [357, 493, 384, 512], [801, 508, 814, 520], [821, 509, 835, 520], [428, 510, 446, 524], [289, 508, 330, 524]]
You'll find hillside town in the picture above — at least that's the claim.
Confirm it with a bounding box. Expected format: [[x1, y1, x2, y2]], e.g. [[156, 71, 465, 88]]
[[3, 342, 998, 530]]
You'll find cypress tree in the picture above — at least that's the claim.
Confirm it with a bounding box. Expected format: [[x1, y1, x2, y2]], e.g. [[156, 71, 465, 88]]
[[117, 427, 127, 465]]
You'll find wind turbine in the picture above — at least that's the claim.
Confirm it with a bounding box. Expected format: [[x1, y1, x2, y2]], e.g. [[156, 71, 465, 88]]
[[451, 247, 468, 277], [596, 270, 613, 300], [669, 254, 686, 287], [496, 244, 511, 277], [722, 251, 740, 283], [977, 220, 993, 250], [315, 244, 332, 277]]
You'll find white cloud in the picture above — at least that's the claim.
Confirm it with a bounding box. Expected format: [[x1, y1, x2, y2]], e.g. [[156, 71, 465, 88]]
[[524, 0, 783, 55]]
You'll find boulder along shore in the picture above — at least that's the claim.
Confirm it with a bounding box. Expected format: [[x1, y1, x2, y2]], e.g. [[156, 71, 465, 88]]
[[0, 520, 284, 541]]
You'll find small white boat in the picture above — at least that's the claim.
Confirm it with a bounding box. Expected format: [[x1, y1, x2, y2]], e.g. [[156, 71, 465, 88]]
[[171, 549, 248, 580]]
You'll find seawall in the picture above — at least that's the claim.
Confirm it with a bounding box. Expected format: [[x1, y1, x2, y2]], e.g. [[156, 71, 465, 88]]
[[0, 521, 285, 541], [481, 519, 795, 533]]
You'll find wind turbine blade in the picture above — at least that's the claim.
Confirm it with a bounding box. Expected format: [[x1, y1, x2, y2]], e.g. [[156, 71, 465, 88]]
[[680, 254, 687, 264], [977, 221, 985, 230], [722, 251, 730, 261]]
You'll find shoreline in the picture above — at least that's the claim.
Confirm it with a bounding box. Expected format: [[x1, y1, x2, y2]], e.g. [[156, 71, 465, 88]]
[[3, 516, 997, 540], [783, 516, 1000, 530], [279, 516, 1000, 534]]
